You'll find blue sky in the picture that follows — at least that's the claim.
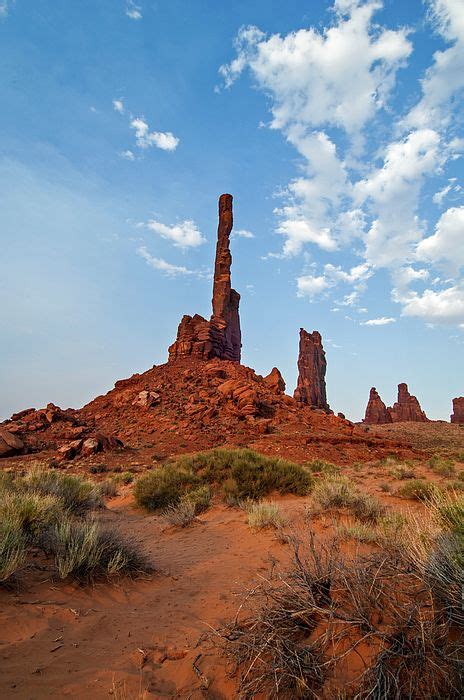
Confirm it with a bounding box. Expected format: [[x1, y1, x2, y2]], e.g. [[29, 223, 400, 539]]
[[1, 0, 463, 422]]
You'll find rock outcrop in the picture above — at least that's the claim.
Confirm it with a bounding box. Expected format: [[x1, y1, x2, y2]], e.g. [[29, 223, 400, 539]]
[[263, 367, 286, 394], [293, 329, 330, 410], [363, 387, 392, 425], [451, 397, 464, 424], [388, 383, 428, 423], [168, 194, 241, 363], [0, 428, 24, 457], [363, 383, 428, 424]]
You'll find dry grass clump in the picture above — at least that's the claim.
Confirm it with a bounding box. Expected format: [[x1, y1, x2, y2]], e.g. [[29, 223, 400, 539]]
[[135, 449, 312, 512], [312, 475, 386, 523], [246, 501, 287, 531], [305, 459, 341, 476], [42, 517, 149, 582], [397, 478, 439, 501], [337, 513, 405, 545], [218, 523, 463, 698], [162, 499, 197, 528], [0, 469, 149, 584], [428, 454, 456, 477], [390, 465, 416, 479]]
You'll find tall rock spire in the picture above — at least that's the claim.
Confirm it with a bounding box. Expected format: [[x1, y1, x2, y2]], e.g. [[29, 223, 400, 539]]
[[168, 194, 241, 362], [293, 329, 330, 410], [363, 387, 392, 424]]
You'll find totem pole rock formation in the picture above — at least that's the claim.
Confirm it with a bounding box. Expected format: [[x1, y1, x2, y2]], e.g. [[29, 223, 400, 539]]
[[168, 194, 241, 362], [450, 397, 464, 424], [293, 329, 330, 410], [388, 383, 428, 422], [363, 387, 392, 424], [363, 382, 428, 424]]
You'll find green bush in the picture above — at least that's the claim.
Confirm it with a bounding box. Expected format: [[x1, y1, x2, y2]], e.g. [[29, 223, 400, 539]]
[[45, 517, 149, 582], [397, 479, 439, 501], [23, 469, 102, 514], [134, 465, 199, 511], [305, 459, 340, 476], [428, 455, 456, 477], [181, 484, 211, 514], [176, 448, 312, 501]]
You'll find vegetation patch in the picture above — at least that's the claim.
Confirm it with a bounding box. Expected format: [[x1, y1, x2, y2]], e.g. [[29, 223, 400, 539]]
[[134, 465, 199, 511], [397, 479, 439, 501], [312, 476, 386, 522], [246, 501, 287, 531]]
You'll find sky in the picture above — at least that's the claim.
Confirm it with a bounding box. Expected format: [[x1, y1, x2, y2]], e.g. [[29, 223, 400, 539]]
[[0, 0, 463, 422]]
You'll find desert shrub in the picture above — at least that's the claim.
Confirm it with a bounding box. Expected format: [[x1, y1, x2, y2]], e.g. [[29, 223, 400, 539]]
[[163, 500, 197, 528], [134, 466, 199, 511], [0, 491, 62, 540], [397, 479, 439, 501], [338, 514, 405, 545], [89, 464, 108, 474], [22, 469, 102, 513], [0, 471, 15, 492], [0, 522, 27, 583], [428, 454, 456, 477], [120, 471, 134, 485], [181, 484, 211, 514], [247, 501, 287, 531], [390, 466, 416, 479], [175, 448, 312, 501], [45, 517, 149, 582], [312, 476, 385, 523], [336, 521, 378, 543], [305, 459, 340, 476], [97, 479, 119, 499]]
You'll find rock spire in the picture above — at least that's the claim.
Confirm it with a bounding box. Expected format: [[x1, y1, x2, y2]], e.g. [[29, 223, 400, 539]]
[[293, 329, 330, 410], [363, 382, 428, 424], [168, 194, 241, 362], [363, 387, 391, 424], [450, 397, 464, 424]]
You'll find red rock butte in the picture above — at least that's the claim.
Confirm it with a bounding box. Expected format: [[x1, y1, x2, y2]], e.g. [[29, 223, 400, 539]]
[[364, 383, 428, 424], [293, 329, 330, 411], [168, 194, 241, 363], [451, 397, 464, 424]]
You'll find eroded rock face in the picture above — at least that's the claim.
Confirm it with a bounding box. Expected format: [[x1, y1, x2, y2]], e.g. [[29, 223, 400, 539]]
[[263, 367, 286, 394], [168, 194, 241, 363], [293, 329, 329, 410], [0, 429, 24, 458], [363, 388, 392, 425], [451, 397, 464, 424], [388, 383, 428, 423]]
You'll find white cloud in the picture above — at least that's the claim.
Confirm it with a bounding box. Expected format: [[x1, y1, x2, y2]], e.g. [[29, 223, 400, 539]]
[[112, 99, 125, 114], [137, 247, 195, 277], [130, 117, 179, 151], [296, 274, 330, 298], [401, 283, 464, 324], [433, 183, 452, 205], [361, 317, 396, 326], [120, 150, 135, 161], [143, 218, 206, 249], [417, 206, 464, 274], [220, 3, 411, 138], [126, 1, 142, 20], [234, 229, 255, 238], [403, 0, 464, 130], [0, 1, 12, 18]]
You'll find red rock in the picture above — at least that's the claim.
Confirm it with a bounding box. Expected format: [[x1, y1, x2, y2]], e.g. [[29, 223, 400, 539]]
[[388, 383, 428, 423], [363, 387, 392, 425], [450, 397, 464, 424], [263, 368, 286, 394], [168, 195, 241, 363], [132, 390, 161, 408], [293, 329, 330, 410], [81, 437, 101, 457], [0, 429, 24, 457]]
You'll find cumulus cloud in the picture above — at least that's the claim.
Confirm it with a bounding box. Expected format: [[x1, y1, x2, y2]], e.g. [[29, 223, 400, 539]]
[[137, 247, 196, 277], [130, 118, 179, 151], [361, 317, 396, 326], [296, 274, 330, 298], [416, 206, 464, 274], [142, 218, 206, 249], [234, 229, 255, 238], [401, 284, 464, 324], [297, 262, 372, 300], [120, 149, 135, 161]]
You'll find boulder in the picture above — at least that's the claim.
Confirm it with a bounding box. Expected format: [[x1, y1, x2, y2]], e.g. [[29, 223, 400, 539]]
[[0, 429, 24, 457], [132, 390, 161, 408], [263, 367, 286, 394]]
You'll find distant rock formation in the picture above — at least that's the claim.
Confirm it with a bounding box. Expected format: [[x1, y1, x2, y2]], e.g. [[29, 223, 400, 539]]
[[293, 329, 330, 410], [364, 387, 392, 424], [168, 194, 241, 362], [363, 383, 428, 424], [451, 397, 464, 424], [389, 383, 428, 422]]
